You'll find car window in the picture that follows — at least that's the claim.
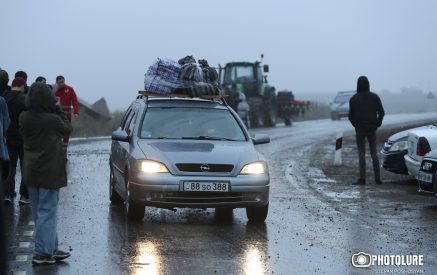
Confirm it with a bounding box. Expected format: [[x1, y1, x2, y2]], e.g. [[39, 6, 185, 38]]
[[140, 107, 246, 141], [120, 108, 133, 129], [334, 94, 353, 103], [125, 107, 138, 136]]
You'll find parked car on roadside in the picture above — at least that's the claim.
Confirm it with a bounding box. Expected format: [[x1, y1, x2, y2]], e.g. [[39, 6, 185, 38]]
[[416, 151, 437, 197], [330, 91, 355, 120], [109, 93, 271, 222], [404, 125, 437, 177], [381, 126, 427, 175]]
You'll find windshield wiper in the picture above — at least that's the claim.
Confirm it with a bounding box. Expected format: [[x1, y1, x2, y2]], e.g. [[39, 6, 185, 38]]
[[181, 136, 237, 141]]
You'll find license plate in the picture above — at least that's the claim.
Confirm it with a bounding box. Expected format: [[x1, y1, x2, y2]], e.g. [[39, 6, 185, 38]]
[[183, 181, 230, 192], [417, 171, 433, 183]]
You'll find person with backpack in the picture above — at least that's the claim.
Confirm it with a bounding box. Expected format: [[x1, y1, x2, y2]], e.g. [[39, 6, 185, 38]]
[[20, 82, 72, 264]]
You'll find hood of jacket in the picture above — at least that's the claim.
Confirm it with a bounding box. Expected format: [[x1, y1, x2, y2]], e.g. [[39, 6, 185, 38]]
[[357, 76, 370, 93], [26, 82, 57, 111]]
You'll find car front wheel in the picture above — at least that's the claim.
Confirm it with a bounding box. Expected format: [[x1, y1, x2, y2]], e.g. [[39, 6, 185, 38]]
[[246, 203, 269, 223], [125, 182, 145, 221]]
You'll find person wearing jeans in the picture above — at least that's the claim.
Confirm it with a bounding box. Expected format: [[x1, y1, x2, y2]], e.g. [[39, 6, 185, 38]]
[[349, 76, 385, 185], [19, 83, 72, 264]]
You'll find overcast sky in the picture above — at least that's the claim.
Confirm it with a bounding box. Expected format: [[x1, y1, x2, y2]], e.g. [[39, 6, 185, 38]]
[[1, 0, 436, 110]]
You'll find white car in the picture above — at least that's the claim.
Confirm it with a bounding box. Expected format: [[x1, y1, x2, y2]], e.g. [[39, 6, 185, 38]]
[[404, 125, 437, 177]]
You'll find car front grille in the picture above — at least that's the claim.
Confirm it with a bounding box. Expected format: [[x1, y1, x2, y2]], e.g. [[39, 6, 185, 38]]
[[176, 163, 234, 173], [155, 192, 250, 203]]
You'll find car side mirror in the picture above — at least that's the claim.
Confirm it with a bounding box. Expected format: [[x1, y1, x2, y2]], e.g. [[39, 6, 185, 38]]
[[112, 129, 130, 143], [252, 134, 270, 145], [263, 65, 269, 73]]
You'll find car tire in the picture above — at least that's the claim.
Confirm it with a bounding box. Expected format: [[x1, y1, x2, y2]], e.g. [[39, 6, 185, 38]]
[[246, 203, 268, 223], [331, 112, 338, 120], [125, 182, 145, 221], [109, 168, 123, 204]]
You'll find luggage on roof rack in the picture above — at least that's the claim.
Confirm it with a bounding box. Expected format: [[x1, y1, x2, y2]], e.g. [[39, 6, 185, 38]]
[[144, 56, 222, 97]]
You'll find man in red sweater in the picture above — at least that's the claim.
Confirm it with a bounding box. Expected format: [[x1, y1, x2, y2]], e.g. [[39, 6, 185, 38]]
[[54, 75, 79, 153]]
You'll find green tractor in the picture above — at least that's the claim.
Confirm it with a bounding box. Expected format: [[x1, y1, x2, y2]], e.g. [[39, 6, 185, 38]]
[[219, 58, 277, 128]]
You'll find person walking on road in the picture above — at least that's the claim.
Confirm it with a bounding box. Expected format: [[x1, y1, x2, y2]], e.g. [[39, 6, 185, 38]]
[[20, 82, 72, 264], [3, 77, 29, 204], [54, 75, 79, 154], [348, 76, 385, 185]]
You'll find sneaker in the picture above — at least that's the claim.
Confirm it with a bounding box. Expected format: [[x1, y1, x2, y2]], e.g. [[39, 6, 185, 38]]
[[32, 255, 56, 265], [19, 196, 31, 205], [53, 250, 71, 261], [3, 195, 12, 204]]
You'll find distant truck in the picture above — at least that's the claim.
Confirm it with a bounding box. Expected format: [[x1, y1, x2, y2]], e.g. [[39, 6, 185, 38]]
[[330, 91, 355, 120]]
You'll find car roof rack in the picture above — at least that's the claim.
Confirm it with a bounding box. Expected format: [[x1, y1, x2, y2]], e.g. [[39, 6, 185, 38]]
[[137, 91, 229, 106]]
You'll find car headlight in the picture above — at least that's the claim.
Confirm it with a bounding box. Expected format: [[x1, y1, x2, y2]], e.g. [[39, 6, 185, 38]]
[[136, 160, 169, 173], [240, 162, 267, 175], [389, 141, 408, 152]]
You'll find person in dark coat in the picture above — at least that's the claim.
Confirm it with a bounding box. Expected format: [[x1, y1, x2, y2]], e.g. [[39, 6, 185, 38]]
[[349, 76, 385, 185], [3, 77, 29, 204], [19, 82, 72, 264], [0, 70, 11, 97]]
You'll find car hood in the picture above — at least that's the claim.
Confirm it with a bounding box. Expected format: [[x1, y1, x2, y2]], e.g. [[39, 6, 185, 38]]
[[388, 126, 428, 142], [331, 102, 349, 111], [136, 139, 260, 175]]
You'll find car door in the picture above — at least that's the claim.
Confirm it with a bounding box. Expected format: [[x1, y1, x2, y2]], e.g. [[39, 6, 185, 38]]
[[112, 106, 135, 188], [117, 104, 140, 195]]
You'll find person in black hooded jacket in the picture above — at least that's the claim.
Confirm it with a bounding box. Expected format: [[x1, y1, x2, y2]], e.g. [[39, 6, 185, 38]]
[[3, 77, 29, 204], [348, 76, 385, 185]]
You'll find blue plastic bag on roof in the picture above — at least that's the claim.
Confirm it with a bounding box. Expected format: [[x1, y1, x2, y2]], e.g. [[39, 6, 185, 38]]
[[144, 58, 181, 94]]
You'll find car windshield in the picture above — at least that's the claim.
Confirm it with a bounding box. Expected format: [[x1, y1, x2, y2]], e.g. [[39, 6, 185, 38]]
[[334, 94, 353, 103], [140, 107, 246, 141], [224, 65, 254, 83]]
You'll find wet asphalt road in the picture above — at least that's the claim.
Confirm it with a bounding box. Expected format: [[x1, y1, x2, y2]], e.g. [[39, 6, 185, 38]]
[[4, 113, 437, 275]]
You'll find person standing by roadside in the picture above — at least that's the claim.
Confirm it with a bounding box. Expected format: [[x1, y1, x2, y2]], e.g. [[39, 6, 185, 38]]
[[349, 76, 385, 185], [0, 69, 11, 96], [3, 77, 29, 204], [20, 82, 72, 264], [54, 76, 79, 153], [0, 92, 10, 273]]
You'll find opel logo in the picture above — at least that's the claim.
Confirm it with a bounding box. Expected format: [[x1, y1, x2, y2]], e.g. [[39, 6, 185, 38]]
[[200, 164, 210, 172]]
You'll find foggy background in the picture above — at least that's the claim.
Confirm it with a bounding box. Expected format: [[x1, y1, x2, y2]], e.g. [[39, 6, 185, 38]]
[[1, 0, 436, 112]]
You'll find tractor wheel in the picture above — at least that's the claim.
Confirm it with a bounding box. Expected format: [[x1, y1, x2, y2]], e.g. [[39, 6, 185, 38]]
[[250, 107, 264, 128], [263, 99, 277, 127]]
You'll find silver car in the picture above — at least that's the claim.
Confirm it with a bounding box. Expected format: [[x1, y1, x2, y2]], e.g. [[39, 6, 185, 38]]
[[330, 91, 355, 120], [109, 95, 270, 222]]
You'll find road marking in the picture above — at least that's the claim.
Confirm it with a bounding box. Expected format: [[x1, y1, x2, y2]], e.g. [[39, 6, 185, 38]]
[[19, 242, 31, 248], [15, 255, 28, 262], [23, 231, 34, 237], [28, 221, 34, 226]]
